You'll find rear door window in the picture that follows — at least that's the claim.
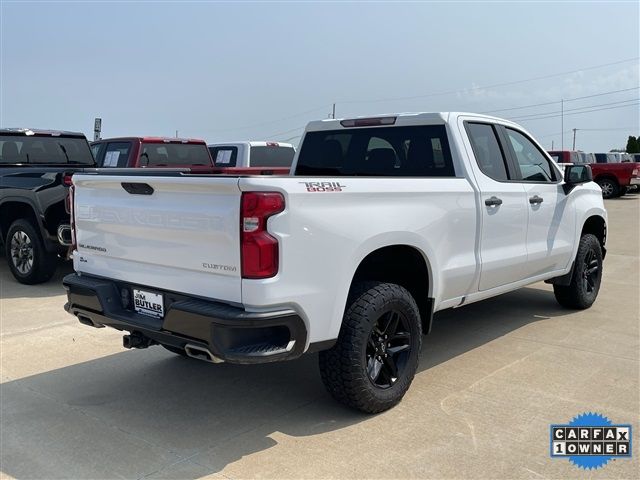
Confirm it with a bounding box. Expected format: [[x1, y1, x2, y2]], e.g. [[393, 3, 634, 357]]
[[90, 143, 103, 162], [209, 146, 238, 167], [102, 142, 131, 167], [465, 123, 510, 181], [295, 125, 455, 176]]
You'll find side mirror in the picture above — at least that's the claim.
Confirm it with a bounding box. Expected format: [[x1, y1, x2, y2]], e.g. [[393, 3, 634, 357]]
[[563, 164, 592, 194]]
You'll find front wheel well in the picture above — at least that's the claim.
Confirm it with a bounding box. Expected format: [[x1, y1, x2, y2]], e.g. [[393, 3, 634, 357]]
[[350, 245, 433, 334]]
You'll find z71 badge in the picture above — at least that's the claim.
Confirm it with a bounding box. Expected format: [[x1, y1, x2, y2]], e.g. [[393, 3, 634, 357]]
[[300, 181, 346, 192]]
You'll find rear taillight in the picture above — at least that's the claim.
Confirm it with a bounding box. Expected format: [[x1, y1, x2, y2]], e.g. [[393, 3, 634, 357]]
[[69, 184, 77, 251], [240, 192, 285, 279], [632, 168, 638, 177], [63, 173, 73, 186]]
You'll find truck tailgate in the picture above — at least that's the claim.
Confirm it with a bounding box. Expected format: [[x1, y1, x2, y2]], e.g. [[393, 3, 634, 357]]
[[72, 174, 242, 303]]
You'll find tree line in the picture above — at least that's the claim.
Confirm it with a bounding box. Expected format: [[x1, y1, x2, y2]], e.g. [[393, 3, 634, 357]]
[[624, 136, 640, 154]]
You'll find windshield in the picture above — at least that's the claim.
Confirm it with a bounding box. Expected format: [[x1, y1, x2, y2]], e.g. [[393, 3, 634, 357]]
[[140, 143, 212, 166], [0, 135, 94, 165]]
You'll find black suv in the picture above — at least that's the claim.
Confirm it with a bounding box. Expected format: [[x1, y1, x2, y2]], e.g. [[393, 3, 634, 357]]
[[0, 129, 95, 284]]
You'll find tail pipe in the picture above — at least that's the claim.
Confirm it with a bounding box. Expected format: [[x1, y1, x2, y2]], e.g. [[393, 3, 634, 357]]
[[184, 344, 225, 363]]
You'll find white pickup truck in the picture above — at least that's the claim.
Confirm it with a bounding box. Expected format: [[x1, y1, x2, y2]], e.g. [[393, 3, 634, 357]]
[[64, 112, 607, 413], [208, 141, 295, 168]]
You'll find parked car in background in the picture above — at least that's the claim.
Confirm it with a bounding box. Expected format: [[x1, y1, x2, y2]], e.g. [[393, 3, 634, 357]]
[[0, 128, 95, 283], [65, 112, 607, 413], [548, 150, 639, 198], [594, 153, 621, 164], [91, 137, 214, 169], [208, 141, 295, 173], [548, 150, 583, 164]]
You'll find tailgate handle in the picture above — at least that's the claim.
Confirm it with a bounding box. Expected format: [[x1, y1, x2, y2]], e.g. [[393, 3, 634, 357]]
[[121, 182, 154, 195]]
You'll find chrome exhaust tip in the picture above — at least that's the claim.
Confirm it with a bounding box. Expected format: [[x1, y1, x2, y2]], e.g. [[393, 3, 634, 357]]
[[57, 224, 72, 246], [184, 344, 224, 363]]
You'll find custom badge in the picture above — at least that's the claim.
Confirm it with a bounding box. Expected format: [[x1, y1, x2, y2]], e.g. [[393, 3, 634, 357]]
[[550, 412, 632, 470]]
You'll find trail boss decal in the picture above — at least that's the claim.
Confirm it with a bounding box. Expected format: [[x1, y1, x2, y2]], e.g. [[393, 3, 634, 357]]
[[300, 181, 346, 192]]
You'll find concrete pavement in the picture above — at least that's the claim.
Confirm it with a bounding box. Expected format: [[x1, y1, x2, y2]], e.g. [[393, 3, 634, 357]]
[[1, 195, 638, 479]]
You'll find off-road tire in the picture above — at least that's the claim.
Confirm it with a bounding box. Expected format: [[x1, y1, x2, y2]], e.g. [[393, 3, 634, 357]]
[[554, 234, 603, 309], [319, 281, 422, 413], [5, 219, 58, 285]]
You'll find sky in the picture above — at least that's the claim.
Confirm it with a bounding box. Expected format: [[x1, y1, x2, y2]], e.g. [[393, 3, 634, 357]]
[[1, 1, 638, 153]]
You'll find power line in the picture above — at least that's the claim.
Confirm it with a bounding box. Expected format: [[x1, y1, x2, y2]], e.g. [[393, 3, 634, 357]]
[[205, 104, 332, 135], [577, 127, 639, 132], [481, 87, 640, 114], [262, 125, 306, 140], [337, 57, 639, 105], [509, 98, 639, 120], [202, 56, 638, 138], [513, 101, 640, 122]]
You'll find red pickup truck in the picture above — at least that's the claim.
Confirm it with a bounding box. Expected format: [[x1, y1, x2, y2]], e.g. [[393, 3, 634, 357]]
[[548, 150, 639, 198], [90, 137, 289, 175], [91, 137, 214, 169]]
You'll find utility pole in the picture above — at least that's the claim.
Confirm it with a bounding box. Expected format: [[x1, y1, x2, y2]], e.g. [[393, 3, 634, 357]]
[[332, 103, 336, 119], [552, 140, 554, 150], [175, 130, 179, 138], [572, 128, 577, 150], [561, 99, 564, 151]]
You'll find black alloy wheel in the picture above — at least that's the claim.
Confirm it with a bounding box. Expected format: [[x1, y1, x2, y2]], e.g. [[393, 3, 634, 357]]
[[366, 310, 412, 389]]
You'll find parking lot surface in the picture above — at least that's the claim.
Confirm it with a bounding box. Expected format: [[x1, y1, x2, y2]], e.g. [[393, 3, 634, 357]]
[[1, 196, 638, 480]]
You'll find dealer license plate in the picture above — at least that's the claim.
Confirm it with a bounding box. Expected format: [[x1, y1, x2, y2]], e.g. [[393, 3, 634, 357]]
[[133, 289, 164, 318]]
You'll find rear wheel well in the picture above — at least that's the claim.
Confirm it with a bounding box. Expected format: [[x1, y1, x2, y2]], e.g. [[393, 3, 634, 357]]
[[0, 202, 39, 244], [351, 245, 433, 334], [594, 175, 618, 185], [582, 215, 606, 251]]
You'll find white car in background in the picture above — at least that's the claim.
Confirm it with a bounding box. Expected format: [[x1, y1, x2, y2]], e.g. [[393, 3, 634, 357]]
[[208, 141, 295, 169]]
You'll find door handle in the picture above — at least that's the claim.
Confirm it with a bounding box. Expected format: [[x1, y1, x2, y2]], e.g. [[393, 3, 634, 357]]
[[529, 195, 544, 205], [484, 196, 503, 207]]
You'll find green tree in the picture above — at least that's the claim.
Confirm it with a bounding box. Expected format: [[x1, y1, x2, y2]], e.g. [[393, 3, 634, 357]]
[[625, 135, 640, 153]]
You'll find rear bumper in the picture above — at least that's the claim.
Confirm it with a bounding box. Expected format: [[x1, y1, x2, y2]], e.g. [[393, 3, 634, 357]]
[[630, 178, 640, 185], [63, 273, 307, 364]]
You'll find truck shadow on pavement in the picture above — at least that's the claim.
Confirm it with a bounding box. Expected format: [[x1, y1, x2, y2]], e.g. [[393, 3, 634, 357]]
[[1, 286, 571, 479], [0, 260, 74, 299]]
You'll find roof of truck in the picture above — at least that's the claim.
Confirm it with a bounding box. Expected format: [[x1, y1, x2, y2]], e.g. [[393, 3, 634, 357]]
[[0, 128, 86, 138], [91, 137, 207, 144], [304, 112, 519, 131], [207, 141, 294, 148]]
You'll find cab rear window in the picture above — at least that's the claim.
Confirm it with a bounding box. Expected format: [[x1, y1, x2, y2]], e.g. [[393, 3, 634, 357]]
[[140, 143, 211, 166], [0, 136, 94, 165], [295, 125, 455, 176], [250, 146, 295, 167]]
